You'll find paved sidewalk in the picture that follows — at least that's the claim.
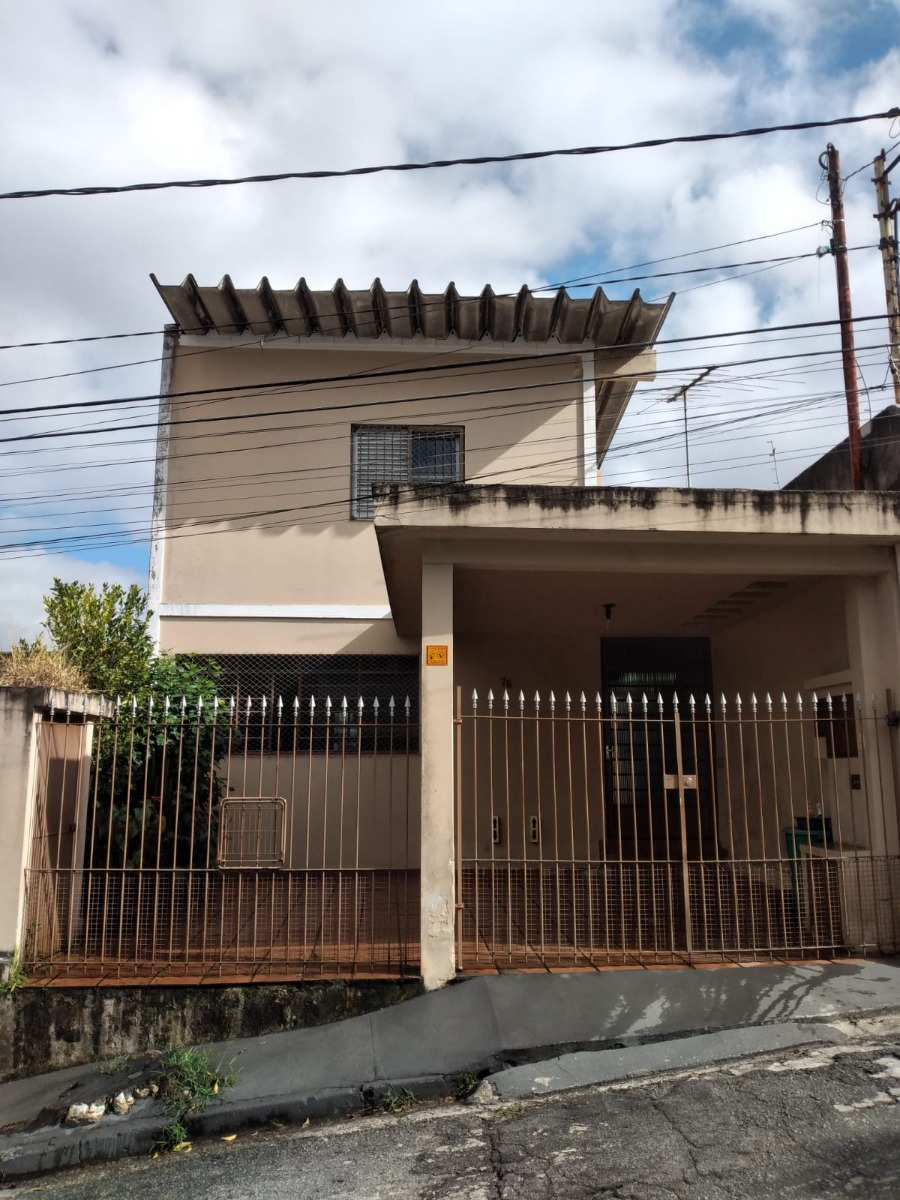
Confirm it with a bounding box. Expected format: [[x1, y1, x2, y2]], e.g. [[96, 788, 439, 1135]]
[[2, 960, 899, 1179]]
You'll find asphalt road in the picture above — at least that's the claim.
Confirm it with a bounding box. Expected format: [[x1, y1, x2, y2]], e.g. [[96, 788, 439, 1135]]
[[20, 1033, 900, 1199]]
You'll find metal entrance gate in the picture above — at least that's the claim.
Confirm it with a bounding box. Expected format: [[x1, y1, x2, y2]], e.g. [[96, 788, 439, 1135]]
[[455, 687, 900, 970]]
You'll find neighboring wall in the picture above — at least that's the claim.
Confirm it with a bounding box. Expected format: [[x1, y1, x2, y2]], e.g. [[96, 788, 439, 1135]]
[[785, 406, 900, 492]]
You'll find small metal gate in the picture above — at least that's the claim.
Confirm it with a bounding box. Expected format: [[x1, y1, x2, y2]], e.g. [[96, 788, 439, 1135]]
[[455, 687, 900, 970]]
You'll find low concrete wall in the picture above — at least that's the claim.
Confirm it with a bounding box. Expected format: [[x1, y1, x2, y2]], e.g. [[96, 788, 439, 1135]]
[[0, 979, 423, 1082]]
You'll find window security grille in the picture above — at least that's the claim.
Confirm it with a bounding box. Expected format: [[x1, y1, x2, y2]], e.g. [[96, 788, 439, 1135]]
[[202, 653, 420, 753], [351, 425, 462, 519]]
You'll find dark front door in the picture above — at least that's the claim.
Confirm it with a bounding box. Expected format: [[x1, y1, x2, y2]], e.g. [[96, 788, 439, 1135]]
[[600, 637, 716, 860]]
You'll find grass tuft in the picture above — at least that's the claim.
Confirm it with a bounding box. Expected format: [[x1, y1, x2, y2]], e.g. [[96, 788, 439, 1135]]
[[0, 948, 28, 995], [0, 639, 88, 691], [379, 1085, 417, 1114], [153, 1046, 238, 1153]]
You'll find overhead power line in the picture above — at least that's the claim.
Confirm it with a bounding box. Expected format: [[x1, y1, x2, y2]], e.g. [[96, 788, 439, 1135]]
[[0, 339, 888, 451], [0, 220, 825, 354], [0, 238, 842, 389], [0, 311, 890, 425], [2, 110, 897, 201]]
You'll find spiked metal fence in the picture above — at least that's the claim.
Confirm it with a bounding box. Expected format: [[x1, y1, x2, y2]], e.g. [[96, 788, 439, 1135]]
[[23, 692, 420, 983], [456, 687, 900, 969]]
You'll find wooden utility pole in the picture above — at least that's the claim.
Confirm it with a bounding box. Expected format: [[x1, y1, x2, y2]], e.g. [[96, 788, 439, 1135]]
[[821, 143, 864, 489], [873, 148, 900, 406]]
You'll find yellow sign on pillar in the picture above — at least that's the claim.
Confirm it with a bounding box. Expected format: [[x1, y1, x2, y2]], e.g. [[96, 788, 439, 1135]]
[[426, 644, 449, 666]]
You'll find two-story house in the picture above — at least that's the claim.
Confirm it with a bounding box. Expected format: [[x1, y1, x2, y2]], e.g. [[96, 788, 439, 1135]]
[[19, 275, 900, 991]]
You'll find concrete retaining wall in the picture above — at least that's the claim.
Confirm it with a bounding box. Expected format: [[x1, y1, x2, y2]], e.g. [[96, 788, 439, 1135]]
[[0, 979, 422, 1082]]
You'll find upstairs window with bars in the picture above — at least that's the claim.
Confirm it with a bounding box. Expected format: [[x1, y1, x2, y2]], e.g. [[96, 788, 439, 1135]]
[[351, 424, 463, 519]]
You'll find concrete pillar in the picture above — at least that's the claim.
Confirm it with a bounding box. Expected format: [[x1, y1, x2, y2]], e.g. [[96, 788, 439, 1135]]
[[844, 569, 900, 857], [0, 689, 47, 973], [419, 561, 456, 989]]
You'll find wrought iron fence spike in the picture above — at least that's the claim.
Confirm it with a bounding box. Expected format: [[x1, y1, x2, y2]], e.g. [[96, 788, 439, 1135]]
[[519, 690, 526, 709], [841, 693, 849, 713], [358, 695, 364, 710], [625, 691, 633, 712], [549, 690, 556, 711], [197, 695, 204, 713], [325, 695, 333, 710], [405, 695, 411, 711], [180, 695, 187, 713], [373, 697, 380, 711], [580, 691, 587, 707], [389, 695, 396, 711], [276, 695, 283, 711], [534, 690, 541, 709], [780, 692, 788, 711], [165, 695, 171, 713], [826, 691, 833, 712], [705, 693, 712, 713], [610, 691, 618, 713], [750, 693, 757, 712], [487, 689, 494, 711], [503, 689, 510, 711], [855, 693, 862, 713], [735, 692, 742, 711], [720, 693, 727, 712], [229, 696, 235, 714], [657, 692, 664, 713], [811, 690, 818, 707], [309, 695, 316, 711], [131, 695, 137, 716], [796, 692, 803, 712], [688, 693, 696, 710], [260, 694, 267, 711], [341, 695, 348, 711], [595, 692, 602, 712], [245, 696, 252, 713], [471, 688, 478, 705], [565, 691, 572, 711]]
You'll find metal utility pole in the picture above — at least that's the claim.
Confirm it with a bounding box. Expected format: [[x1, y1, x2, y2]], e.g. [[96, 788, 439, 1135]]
[[665, 367, 714, 486], [873, 148, 900, 405], [821, 143, 864, 489]]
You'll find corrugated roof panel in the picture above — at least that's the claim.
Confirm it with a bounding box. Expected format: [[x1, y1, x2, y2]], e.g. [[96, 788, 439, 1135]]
[[152, 275, 672, 350]]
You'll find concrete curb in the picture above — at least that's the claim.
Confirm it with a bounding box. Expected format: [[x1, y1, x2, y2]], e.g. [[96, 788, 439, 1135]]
[[481, 1020, 848, 1099]]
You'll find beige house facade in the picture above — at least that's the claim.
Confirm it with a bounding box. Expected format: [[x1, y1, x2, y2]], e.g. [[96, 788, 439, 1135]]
[[140, 276, 900, 990], [15, 275, 899, 991]]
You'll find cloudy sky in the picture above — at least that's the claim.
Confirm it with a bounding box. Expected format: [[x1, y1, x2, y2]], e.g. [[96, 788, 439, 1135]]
[[1, 0, 898, 642]]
